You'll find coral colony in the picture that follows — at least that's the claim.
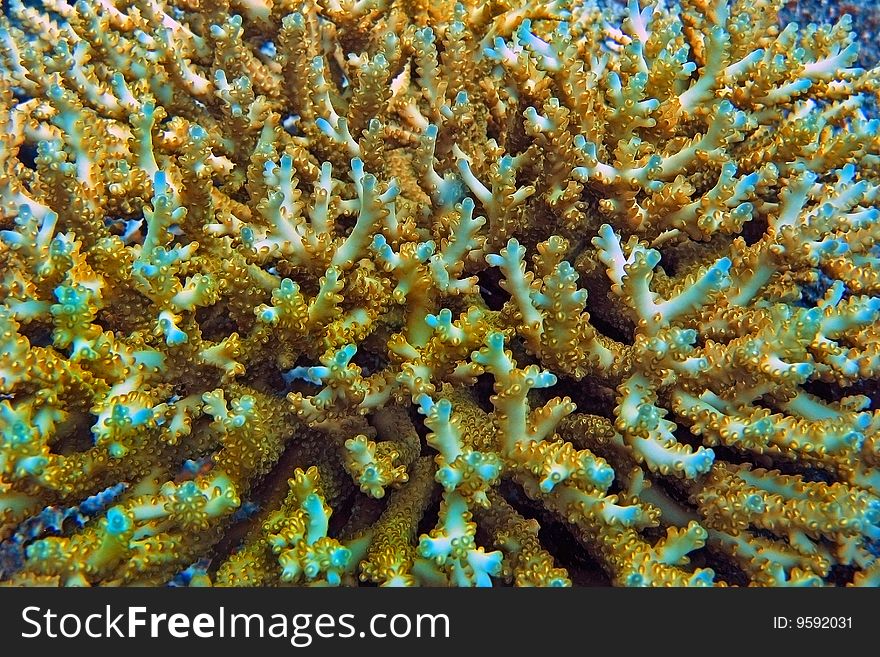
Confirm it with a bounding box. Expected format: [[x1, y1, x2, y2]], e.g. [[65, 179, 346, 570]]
[[1, 0, 879, 588]]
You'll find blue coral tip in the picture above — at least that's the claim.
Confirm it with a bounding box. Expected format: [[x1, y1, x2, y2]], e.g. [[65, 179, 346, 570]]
[[625, 572, 645, 586], [745, 494, 766, 513], [105, 507, 132, 535]]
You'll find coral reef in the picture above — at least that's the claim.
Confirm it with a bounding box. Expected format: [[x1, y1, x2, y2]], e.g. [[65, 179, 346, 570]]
[[1, 0, 879, 587], [779, 0, 880, 71]]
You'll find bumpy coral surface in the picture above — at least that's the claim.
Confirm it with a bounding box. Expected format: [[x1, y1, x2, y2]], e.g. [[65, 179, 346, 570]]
[[1, 0, 879, 587]]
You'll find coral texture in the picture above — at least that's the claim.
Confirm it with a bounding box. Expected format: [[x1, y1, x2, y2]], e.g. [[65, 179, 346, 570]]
[[1, 0, 879, 587]]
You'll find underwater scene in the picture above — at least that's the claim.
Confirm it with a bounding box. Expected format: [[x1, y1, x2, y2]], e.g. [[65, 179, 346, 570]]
[[1, 0, 879, 587]]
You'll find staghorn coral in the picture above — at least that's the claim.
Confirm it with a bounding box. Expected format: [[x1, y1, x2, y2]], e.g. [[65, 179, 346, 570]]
[[1, 0, 879, 588]]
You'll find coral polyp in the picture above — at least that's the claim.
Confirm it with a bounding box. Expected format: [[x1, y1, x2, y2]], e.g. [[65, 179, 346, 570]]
[[1, 0, 879, 587]]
